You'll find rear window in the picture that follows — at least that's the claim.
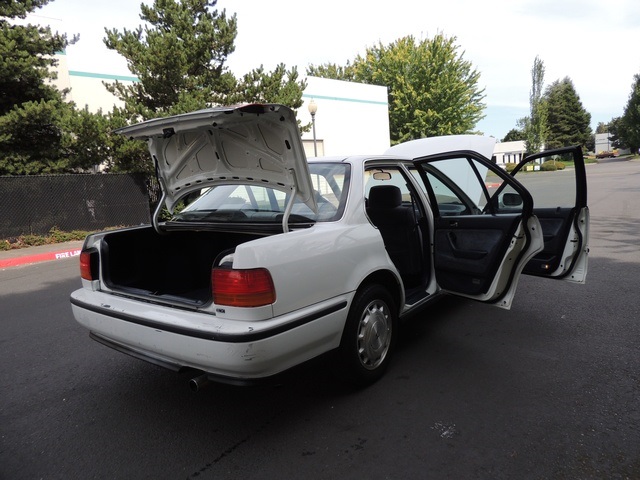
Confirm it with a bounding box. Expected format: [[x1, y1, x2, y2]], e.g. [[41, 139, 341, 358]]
[[171, 163, 350, 224]]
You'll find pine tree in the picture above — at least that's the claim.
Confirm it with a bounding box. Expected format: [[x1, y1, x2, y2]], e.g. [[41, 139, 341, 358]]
[[0, 0, 76, 174], [307, 62, 357, 82], [524, 56, 548, 154], [544, 77, 592, 150], [103, 0, 239, 120], [607, 116, 625, 149], [0, 0, 69, 116], [226, 63, 307, 131], [102, 0, 307, 172], [619, 74, 640, 154]]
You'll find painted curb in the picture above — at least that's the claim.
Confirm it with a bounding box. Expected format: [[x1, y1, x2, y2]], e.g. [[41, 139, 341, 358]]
[[0, 248, 82, 269]]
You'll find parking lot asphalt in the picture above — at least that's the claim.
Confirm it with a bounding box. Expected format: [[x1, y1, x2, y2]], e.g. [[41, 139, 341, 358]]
[[0, 240, 84, 269]]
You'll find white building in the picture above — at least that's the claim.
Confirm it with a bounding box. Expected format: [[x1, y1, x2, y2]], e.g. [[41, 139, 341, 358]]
[[51, 53, 391, 158], [492, 140, 526, 166], [594, 132, 612, 155], [299, 76, 390, 157]]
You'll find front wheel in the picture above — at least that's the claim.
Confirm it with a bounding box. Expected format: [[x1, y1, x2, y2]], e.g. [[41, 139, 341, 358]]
[[336, 284, 397, 386]]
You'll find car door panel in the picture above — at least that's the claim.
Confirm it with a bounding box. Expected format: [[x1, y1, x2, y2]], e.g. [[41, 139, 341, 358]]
[[524, 207, 574, 274], [412, 152, 541, 308], [433, 214, 522, 295], [511, 146, 589, 282]]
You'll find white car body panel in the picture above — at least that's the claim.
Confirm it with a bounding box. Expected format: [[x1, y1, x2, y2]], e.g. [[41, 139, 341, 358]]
[[232, 222, 398, 318], [71, 289, 350, 379], [548, 206, 589, 283], [385, 134, 496, 160], [386, 135, 495, 214], [566, 207, 589, 283]]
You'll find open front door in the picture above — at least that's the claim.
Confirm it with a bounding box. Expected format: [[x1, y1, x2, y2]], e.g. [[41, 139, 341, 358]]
[[413, 152, 544, 309], [510, 146, 589, 282]]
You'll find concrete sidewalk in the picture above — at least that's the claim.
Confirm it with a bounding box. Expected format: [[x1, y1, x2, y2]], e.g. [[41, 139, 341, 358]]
[[0, 240, 84, 269]]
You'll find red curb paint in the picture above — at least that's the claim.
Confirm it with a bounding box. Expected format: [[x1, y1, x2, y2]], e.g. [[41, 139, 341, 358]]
[[0, 248, 81, 269]]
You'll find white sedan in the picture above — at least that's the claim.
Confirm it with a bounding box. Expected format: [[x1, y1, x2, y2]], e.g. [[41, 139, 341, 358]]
[[70, 104, 589, 388]]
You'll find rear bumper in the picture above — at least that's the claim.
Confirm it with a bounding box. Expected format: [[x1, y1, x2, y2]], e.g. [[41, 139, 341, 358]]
[[70, 288, 349, 380]]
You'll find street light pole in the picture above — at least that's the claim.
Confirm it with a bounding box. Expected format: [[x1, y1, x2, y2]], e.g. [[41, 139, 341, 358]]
[[308, 99, 318, 157]]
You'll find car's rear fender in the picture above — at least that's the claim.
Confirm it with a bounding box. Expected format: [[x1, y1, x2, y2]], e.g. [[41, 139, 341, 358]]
[[232, 222, 400, 318]]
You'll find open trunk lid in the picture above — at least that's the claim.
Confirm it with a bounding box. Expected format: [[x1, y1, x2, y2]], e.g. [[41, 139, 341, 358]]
[[115, 104, 317, 214]]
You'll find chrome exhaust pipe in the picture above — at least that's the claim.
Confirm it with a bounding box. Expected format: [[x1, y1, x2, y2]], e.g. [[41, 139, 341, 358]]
[[189, 373, 211, 392]]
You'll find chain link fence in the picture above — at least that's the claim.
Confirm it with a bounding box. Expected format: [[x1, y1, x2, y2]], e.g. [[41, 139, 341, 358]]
[[0, 173, 160, 239]]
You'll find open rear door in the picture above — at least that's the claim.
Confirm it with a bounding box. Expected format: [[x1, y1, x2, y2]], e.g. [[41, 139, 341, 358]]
[[412, 151, 544, 309], [509, 146, 589, 282]]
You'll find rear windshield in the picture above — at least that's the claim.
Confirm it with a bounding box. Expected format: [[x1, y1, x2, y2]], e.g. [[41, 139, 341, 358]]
[[171, 163, 350, 224]]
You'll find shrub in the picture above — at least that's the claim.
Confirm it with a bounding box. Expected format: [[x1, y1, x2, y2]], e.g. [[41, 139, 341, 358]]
[[0, 227, 91, 251], [540, 160, 565, 171], [540, 161, 557, 171], [505, 163, 517, 173], [47, 227, 88, 243]]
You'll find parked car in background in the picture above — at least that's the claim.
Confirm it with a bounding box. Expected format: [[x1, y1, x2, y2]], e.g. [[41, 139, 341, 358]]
[[70, 104, 589, 388], [595, 150, 617, 159]]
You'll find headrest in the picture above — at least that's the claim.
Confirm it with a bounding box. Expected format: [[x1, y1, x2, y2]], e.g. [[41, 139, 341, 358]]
[[368, 185, 402, 208]]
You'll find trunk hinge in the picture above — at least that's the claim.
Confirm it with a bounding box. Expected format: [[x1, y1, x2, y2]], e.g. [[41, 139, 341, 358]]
[[281, 168, 318, 233], [281, 168, 298, 233], [152, 158, 167, 235], [152, 188, 166, 235]]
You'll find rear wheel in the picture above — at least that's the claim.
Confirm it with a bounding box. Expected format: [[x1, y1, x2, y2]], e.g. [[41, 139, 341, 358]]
[[337, 284, 397, 386]]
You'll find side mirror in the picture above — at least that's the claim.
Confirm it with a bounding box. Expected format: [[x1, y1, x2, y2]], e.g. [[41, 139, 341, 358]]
[[502, 192, 523, 207]]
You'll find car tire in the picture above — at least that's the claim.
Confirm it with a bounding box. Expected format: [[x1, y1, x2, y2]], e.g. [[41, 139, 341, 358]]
[[336, 284, 397, 387]]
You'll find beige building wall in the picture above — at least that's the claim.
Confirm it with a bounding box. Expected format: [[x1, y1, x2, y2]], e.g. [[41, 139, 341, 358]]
[[299, 76, 390, 157], [50, 51, 71, 96], [52, 53, 133, 111], [52, 54, 391, 156], [66, 71, 132, 112]]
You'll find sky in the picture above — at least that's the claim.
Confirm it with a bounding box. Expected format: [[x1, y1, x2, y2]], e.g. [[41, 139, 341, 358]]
[[23, 0, 640, 140]]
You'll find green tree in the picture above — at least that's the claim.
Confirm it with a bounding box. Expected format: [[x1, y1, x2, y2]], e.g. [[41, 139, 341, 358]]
[[523, 56, 548, 154], [502, 128, 526, 142], [308, 34, 485, 144], [227, 64, 306, 109], [0, 0, 70, 116], [607, 116, 625, 149], [103, 0, 238, 120], [0, 100, 67, 174], [0, 0, 85, 174], [102, 0, 307, 172], [618, 73, 640, 154], [101, 107, 157, 173], [0, 100, 113, 175], [61, 107, 112, 171], [226, 63, 308, 132], [307, 62, 357, 81], [544, 77, 592, 150], [595, 122, 609, 134]]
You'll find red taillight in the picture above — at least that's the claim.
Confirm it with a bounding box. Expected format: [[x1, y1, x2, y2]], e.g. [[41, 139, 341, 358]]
[[212, 268, 276, 307], [80, 250, 98, 281]]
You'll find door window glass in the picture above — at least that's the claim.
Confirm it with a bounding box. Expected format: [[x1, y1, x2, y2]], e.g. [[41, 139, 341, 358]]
[[511, 154, 577, 208], [416, 157, 524, 216]]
